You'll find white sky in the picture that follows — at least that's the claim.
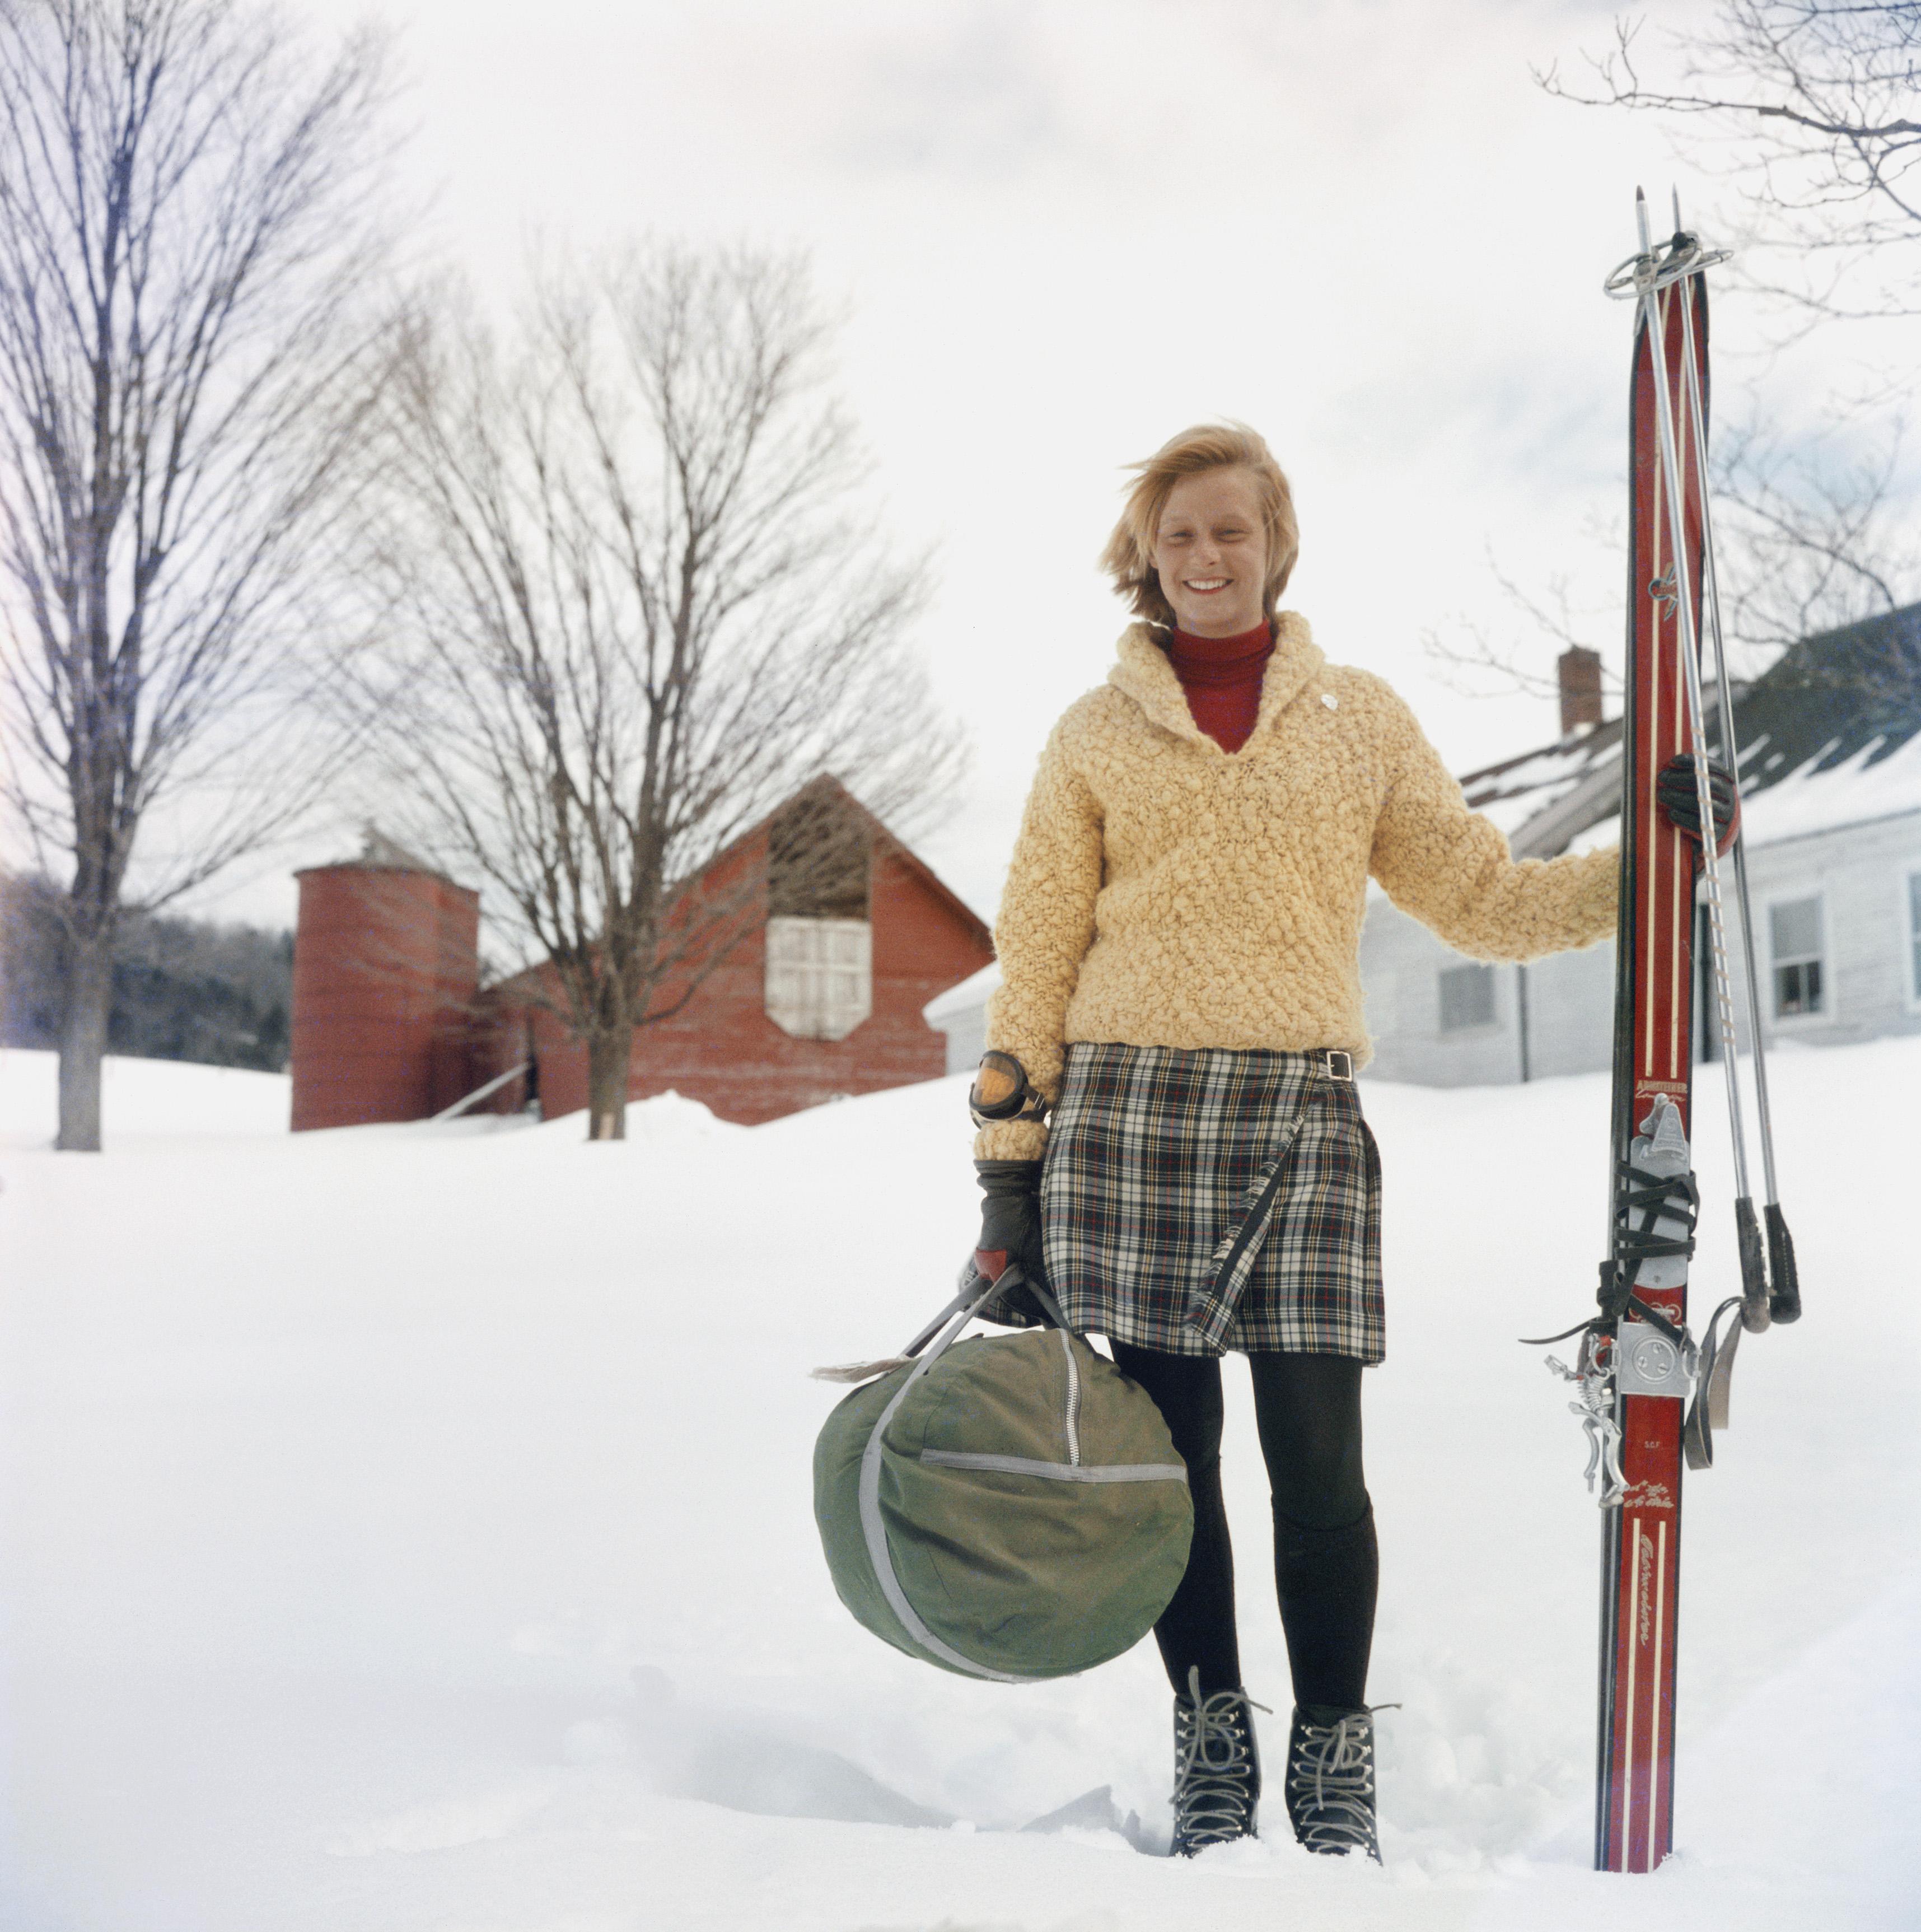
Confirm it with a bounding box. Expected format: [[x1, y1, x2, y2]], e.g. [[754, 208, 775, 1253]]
[[185, 0, 1912, 930]]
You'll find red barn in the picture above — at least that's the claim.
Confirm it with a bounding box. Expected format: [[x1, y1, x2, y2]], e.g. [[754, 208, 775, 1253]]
[[290, 783, 993, 1131]]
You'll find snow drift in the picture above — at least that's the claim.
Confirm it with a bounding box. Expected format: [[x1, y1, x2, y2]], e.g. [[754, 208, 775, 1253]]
[[1, 1041, 1916, 1930]]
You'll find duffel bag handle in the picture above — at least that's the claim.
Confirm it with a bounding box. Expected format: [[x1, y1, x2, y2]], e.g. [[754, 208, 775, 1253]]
[[969, 1261, 1077, 1340], [908, 1261, 1074, 1362], [811, 1264, 1075, 1386], [811, 1271, 1004, 1385]]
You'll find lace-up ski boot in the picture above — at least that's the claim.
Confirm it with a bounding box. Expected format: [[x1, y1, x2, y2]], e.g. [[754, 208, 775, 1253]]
[[1283, 1703, 1383, 1860], [1170, 1668, 1268, 1856]]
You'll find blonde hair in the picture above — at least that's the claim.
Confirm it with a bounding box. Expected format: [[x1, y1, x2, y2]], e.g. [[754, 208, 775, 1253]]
[[1099, 422, 1299, 627]]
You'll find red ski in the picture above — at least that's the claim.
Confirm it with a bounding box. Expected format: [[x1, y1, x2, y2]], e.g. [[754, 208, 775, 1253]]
[[1595, 231, 1708, 1875], [1533, 192, 1800, 1876]]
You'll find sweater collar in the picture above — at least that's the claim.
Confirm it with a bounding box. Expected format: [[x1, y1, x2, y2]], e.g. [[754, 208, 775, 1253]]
[[1108, 612, 1323, 749], [1167, 621, 1275, 683]]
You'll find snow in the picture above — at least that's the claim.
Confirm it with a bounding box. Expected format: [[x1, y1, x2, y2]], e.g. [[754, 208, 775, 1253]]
[[0, 1048, 291, 1142], [2, 1042, 1918, 1930], [1531, 728, 1921, 863], [1738, 731, 1921, 850], [1461, 734, 1614, 841]]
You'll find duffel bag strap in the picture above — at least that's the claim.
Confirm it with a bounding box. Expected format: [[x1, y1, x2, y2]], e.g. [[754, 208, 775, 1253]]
[[989, 1261, 1077, 1338], [852, 1278, 1034, 1684], [811, 1263, 1077, 1385], [812, 1270, 1007, 1385]]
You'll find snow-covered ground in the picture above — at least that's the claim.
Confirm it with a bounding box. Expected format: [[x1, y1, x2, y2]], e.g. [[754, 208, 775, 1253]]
[[0, 1048, 292, 1141], [2, 1042, 1916, 1931]]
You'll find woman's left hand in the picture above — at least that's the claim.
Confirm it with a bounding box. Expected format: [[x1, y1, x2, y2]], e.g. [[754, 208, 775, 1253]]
[[1656, 753, 1740, 860]]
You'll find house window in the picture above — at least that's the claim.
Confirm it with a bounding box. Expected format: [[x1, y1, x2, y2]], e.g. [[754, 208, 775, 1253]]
[[765, 916, 872, 1040], [1770, 895, 1825, 1019], [1438, 963, 1496, 1032]]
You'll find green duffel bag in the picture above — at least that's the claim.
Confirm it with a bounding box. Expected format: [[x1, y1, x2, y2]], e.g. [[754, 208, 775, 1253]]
[[812, 1268, 1194, 1682]]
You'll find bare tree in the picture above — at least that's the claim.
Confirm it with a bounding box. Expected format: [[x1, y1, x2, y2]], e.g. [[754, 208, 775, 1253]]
[[1425, 416, 1920, 711], [1542, 3, 1921, 322], [1711, 410, 1921, 650], [0, 0, 398, 1150], [1423, 540, 1627, 709], [1431, 7, 1921, 725], [357, 245, 965, 1141]]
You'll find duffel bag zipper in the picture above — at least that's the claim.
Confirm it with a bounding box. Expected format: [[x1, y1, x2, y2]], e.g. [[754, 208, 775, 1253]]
[[1059, 1328, 1082, 1466]]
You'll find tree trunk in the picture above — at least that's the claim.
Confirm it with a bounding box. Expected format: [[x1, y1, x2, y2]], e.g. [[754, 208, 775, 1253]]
[[585, 1022, 634, 1141], [56, 930, 113, 1152]]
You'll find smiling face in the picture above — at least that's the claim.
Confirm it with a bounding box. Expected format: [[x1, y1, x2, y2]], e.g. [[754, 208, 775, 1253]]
[[1151, 466, 1269, 637]]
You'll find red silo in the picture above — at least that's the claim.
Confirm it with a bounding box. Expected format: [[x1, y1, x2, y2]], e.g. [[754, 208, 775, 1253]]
[[290, 831, 482, 1131]]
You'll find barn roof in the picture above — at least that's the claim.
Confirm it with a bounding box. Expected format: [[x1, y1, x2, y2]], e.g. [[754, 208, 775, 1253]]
[[482, 773, 989, 1002], [1472, 602, 1921, 860], [745, 773, 992, 949]]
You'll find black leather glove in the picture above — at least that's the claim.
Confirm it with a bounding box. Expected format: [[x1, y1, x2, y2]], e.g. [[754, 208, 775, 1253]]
[[1656, 754, 1740, 861], [971, 1159, 1050, 1320]]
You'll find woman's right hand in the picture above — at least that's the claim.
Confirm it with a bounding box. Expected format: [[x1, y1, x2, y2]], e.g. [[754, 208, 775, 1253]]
[[972, 1159, 1049, 1298]]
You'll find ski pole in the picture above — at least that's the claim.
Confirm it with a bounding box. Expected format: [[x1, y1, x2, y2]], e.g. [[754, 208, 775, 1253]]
[[1624, 190, 1771, 1330], [1668, 253, 1802, 1326]]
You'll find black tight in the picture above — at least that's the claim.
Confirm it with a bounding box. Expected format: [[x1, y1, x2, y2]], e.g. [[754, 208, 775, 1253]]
[[1109, 1341, 1378, 1710]]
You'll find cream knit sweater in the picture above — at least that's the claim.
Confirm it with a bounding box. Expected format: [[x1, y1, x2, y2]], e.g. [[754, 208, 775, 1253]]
[[976, 615, 1618, 1160]]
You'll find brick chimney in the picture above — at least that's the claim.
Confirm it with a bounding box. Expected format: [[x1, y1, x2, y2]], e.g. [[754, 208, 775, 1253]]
[[1558, 646, 1602, 735]]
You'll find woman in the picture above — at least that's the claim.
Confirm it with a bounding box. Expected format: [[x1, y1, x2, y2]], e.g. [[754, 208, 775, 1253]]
[[965, 422, 1620, 1863]]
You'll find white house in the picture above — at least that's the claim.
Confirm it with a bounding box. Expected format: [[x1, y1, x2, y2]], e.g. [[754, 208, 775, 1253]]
[[924, 959, 999, 1076], [1360, 608, 1921, 1085], [925, 606, 1921, 1086]]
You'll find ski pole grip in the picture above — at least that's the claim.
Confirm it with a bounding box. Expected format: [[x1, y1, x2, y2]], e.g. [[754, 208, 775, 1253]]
[[1734, 1197, 1770, 1333], [1765, 1205, 1801, 1324]]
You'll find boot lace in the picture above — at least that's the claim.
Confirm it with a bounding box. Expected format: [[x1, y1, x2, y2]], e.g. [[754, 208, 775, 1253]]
[[1287, 1705, 1391, 1861], [1172, 1667, 1269, 1854]]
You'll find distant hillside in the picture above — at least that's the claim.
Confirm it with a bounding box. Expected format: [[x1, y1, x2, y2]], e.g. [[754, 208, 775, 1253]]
[[0, 874, 292, 1072]]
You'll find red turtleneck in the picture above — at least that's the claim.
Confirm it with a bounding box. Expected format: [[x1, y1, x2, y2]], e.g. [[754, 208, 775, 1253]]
[[1165, 620, 1274, 754]]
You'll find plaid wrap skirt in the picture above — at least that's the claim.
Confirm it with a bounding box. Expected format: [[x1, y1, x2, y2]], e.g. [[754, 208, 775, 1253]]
[[1021, 1041, 1384, 1362]]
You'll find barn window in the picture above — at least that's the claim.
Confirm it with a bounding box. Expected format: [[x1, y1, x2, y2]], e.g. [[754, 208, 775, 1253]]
[[766, 917, 872, 1040], [1770, 895, 1825, 1019], [1438, 963, 1496, 1032], [764, 788, 872, 1041]]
